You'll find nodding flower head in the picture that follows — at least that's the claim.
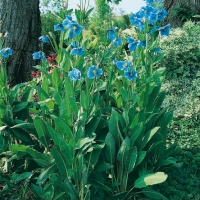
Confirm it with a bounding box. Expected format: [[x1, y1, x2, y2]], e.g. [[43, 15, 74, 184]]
[[107, 27, 118, 40], [39, 35, 50, 43], [32, 51, 46, 60], [145, 0, 153, 4], [54, 23, 65, 32], [157, 8, 168, 21], [116, 61, 131, 71], [87, 65, 103, 79], [127, 37, 138, 52], [66, 22, 83, 38], [0, 47, 12, 58], [124, 69, 138, 81], [113, 38, 122, 47], [70, 47, 85, 56], [62, 15, 74, 26], [69, 68, 81, 81], [129, 14, 144, 32], [159, 24, 170, 36], [71, 41, 79, 48]]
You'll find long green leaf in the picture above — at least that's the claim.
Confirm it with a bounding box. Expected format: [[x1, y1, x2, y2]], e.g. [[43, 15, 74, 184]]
[[140, 127, 160, 150], [51, 147, 68, 178], [51, 115, 73, 140], [117, 137, 130, 164], [105, 132, 116, 165], [9, 144, 28, 153], [125, 147, 137, 173], [46, 124, 73, 169], [34, 65, 52, 80], [109, 109, 122, 147], [134, 172, 168, 188], [37, 165, 56, 184], [135, 151, 146, 167], [52, 68, 62, 92], [142, 188, 168, 200], [11, 129, 32, 143], [34, 116, 50, 147], [13, 102, 28, 112], [60, 96, 72, 125], [28, 148, 52, 167], [15, 172, 32, 183], [29, 85, 49, 99]]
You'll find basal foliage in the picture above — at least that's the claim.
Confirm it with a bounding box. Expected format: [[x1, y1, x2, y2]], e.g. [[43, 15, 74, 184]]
[[0, 1, 178, 199]]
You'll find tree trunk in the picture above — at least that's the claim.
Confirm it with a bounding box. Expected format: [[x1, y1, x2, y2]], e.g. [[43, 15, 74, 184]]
[[164, 0, 200, 27], [0, 0, 41, 87]]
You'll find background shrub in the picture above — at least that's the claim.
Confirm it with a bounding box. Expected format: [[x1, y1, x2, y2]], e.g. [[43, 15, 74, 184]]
[[158, 21, 200, 79]]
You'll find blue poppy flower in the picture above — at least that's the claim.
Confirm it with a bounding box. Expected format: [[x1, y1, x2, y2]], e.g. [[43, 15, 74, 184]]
[[129, 13, 137, 23], [66, 22, 83, 38], [39, 36, 50, 43], [0, 47, 12, 58], [32, 51, 46, 60], [71, 41, 79, 48], [69, 68, 81, 81], [149, 13, 158, 22], [159, 24, 170, 36], [140, 6, 158, 21], [62, 15, 75, 26], [154, 48, 161, 53], [124, 69, 138, 81], [135, 11, 144, 19], [129, 15, 144, 31], [137, 40, 146, 47], [66, 15, 73, 21], [157, 8, 168, 21], [107, 27, 118, 40], [62, 19, 70, 26], [127, 37, 138, 51], [113, 38, 122, 47], [87, 65, 103, 79], [116, 61, 131, 71], [145, 0, 153, 4], [70, 48, 85, 56], [54, 23, 65, 32], [148, 22, 159, 35]]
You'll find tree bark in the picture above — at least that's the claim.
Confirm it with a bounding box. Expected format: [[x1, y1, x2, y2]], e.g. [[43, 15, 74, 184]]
[[0, 0, 41, 87], [164, 0, 200, 27]]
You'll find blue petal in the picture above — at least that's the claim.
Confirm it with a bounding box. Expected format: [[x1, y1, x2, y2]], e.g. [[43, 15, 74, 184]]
[[68, 29, 74, 39], [0, 48, 12, 58], [127, 37, 134, 44], [71, 48, 85, 56], [108, 30, 116, 40], [54, 24, 64, 32], [39, 36, 49, 43], [124, 70, 138, 81], [69, 68, 81, 81], [113, 38, 122, 47], [116, 61, 130, 71], [71, 41, 79, 48], [157, 8, 168, 21], [159, 24, 170, 36], [87, 66, 103, 79], [74, 26, 83, 36], [128, 42, 137, 51]]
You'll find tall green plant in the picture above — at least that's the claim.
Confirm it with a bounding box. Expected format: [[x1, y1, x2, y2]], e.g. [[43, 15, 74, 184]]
[[0, 2, 178, 200]]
